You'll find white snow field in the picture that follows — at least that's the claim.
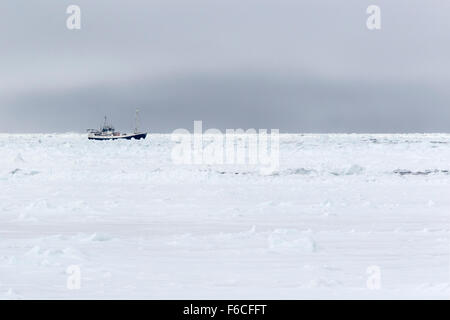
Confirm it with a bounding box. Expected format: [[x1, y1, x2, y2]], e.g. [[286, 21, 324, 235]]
[[0, 133, 449, 299]]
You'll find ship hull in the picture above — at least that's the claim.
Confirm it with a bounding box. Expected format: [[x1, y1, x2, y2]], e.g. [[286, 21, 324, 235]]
[[88, 133, 147, 141]]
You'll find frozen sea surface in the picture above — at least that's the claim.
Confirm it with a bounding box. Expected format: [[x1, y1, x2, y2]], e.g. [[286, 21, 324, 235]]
[[0, 133, 449, 299]]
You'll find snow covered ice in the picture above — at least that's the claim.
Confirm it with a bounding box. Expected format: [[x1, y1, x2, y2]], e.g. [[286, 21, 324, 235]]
[[0, 133, 449, 299]]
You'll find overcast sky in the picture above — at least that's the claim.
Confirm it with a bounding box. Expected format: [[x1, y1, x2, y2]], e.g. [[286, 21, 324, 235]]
[[1, 0, 449, 133]]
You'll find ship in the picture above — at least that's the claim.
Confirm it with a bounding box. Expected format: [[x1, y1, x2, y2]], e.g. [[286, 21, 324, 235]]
[[87, 110, 147, 141]]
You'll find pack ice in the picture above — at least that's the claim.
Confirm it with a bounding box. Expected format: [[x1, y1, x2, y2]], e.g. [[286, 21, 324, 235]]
[[0, 133, 449, 299]]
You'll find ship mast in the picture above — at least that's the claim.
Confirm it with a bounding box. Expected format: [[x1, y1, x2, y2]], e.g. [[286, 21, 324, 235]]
[[134, 109, 140, 133]]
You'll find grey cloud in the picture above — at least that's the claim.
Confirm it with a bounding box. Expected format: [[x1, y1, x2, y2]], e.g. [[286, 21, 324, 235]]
[[1, 0, 449, 132], [2, 71, 448, 133]]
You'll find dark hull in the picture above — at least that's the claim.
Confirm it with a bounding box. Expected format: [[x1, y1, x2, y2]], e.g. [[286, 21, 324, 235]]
[[88, 133, 147, 141]]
